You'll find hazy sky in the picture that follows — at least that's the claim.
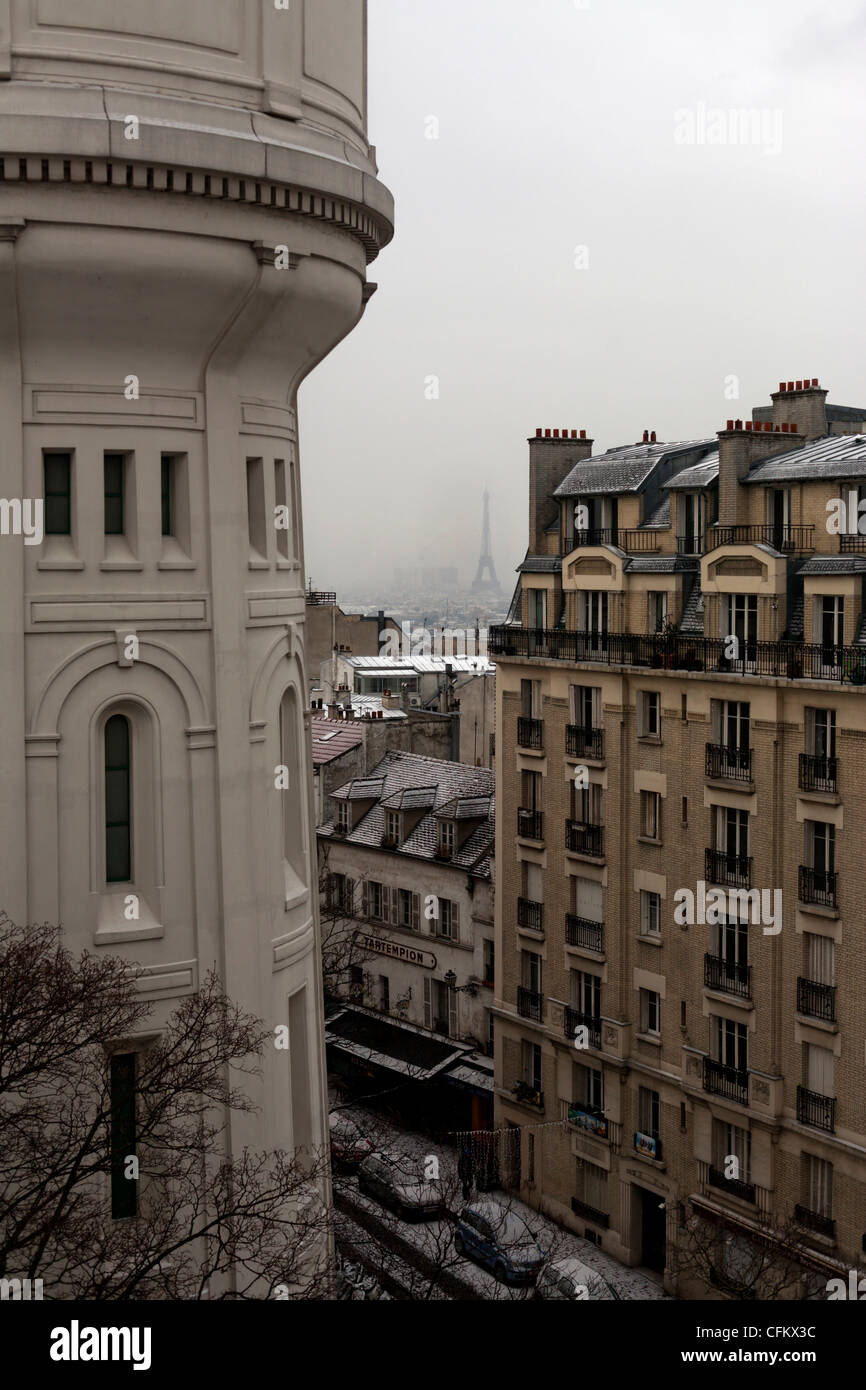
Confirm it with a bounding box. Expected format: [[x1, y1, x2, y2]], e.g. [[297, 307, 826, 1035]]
[[300, 0, 866, 596]]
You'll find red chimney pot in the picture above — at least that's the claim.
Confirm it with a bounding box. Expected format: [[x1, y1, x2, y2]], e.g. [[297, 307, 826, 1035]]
[[764, 421, 772, 432], [650, 430, 657, 443], [545, 429, 551, 438], [781, 423, 789, 433], [642, 429, 649, 442], [735, 419, 743, 430], [795, 380, 802, 391], [553, 429, 560, 438], [536, 428, 542, 436], [571, 429, 577, 438], [779, 382, 786, 393], [812, 377, 819, 386], [580, 429, 586, 439], [787, 381, 794, 391], [726, 419, 734, 430], [791, 423, 798, 433]]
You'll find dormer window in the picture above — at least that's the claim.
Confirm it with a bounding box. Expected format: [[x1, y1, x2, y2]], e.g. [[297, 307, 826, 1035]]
[[382, 810, 401, 848], [335, 801, 349, 835], [436, 820, 455, 860]]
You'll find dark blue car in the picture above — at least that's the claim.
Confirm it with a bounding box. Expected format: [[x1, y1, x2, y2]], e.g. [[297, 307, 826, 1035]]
[[453, 1200, 545, 1284]]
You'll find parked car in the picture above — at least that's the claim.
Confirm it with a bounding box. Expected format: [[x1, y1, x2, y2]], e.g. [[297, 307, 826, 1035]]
[[453, 1200, 545, 1284], [357, 1152, 442, 1220], [536, 1256, 621, 1301], [329, 1112, 374, 1170]]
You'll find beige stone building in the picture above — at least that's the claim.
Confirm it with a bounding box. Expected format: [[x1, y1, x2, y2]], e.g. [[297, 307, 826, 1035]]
[[492, 380, 866, 1296], [0, 1, 391, 1292]]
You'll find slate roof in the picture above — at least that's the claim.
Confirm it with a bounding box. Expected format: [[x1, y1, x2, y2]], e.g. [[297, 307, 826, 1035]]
[[666, 450, 720, 490], [642, 496, 671, 527], [796, 556, 866, 575], [744, 435, 866, 483], [347, 654, 494, 674], [518, 555, 562, 573], [624, 555, 700, 573], [554, 439, 716, 497], [320, 750, 495, 877], [310, 718, 364, 766]]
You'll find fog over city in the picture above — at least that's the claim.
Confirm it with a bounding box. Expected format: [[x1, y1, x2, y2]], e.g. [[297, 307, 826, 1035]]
[[300, 0, 866, 597]]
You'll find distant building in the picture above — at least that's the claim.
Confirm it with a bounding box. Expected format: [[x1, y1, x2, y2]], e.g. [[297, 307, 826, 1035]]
[[318, 751, 496, 1132], [310, 710, 454, 824], [305, 588, 401, 695]]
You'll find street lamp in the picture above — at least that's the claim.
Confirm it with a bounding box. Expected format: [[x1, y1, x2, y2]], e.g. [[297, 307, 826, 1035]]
[[444, 970, 478, 997]]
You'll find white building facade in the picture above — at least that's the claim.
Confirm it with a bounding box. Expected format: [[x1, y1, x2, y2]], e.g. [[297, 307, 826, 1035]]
[[0, 0, 392, 1291]]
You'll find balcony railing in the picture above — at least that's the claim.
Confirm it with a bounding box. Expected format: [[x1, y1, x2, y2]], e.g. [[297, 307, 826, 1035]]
[[564, 527, 618, 550], [705, 848, 752, 889], [305, 589, 337, 605], [570, 1196, 610, 1228], [517, 808, 543, 841], [798, 753, 838, 794], [566, 820, 604, 857], [517, 715, 544, 750], [702, 1056, 749, 1105], [705, 742, 753, 783], [488, 626, 866, 685], [797, 977, 836, 1023], [566, 724, 604, 759], [566, 914, 603, 953], [707, 1165, 756, 1204], [794, 1204, 836, 1239], [798, 865, 838, 910], [839, 534, 866, 553], [676, 534, 704, 556], [634, 1131, 662, 1160], [517, 986, 544, 1022], [517, 897, 544, 932], [708, 524, 814, 552], [564, 1006, 601, 1050], [566, 1102, 608, 1140], [565, 528, 668, 554], [704, 953, 751, 999], [797, 1085, 835, 1133]]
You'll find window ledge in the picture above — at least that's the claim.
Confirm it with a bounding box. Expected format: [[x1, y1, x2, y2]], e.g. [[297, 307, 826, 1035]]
[[637, 735, 662, 745], [797, 900, 840, 920], [37, 557, 85, 571], [797, 788, 841, 806], [100, 560, 143, 571], [702, 986, 754, 1011], [157, 558, 197, 571], [637, 933, 663, 948], [276, 559, 301, 571], [635, 1031, 662, 1047], [95, 922, 165, 944], [248, 557, 270, 570], [794, 1011, 838, 1034], [637, 835, 663, 847]]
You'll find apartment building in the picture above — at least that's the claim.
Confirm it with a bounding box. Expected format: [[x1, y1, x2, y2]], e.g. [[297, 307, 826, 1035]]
[[318, 751, 496, 1131], [492, 379, 866, 1296]]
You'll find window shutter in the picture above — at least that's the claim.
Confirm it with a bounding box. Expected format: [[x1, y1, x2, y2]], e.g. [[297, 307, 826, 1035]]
[[448, 984, 458, 1038], [710, 700, 721, 744], [451, 901, 460, 941], [345, 878, 355, 916], [325, 873, 333, 911], [390, 886, 399, 926], [423, 977, 432, 1030], [361, 881, 368, 918], [411, 893, 420, 930]]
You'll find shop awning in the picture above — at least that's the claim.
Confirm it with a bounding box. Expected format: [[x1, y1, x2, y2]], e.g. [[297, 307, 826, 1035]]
[[325, 1007, 470, 1081]]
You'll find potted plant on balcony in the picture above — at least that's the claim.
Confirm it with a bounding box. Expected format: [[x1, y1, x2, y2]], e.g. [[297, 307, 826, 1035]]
[[843, 650, 866, 684]]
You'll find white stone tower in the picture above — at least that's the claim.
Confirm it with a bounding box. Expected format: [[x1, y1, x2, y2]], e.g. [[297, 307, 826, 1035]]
[[0, 0, 392, 1283]]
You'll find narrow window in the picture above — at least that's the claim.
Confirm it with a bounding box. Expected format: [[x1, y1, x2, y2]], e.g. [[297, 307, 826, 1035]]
[[105, 714, 131, 883], [110, 1052, 137, 1219], [246, 457, 267, 560], [289, 988, 312, 1157], [161, 455, 174, 537], [44, 452, 72, 535], [274, 458, 290, 559], [104, 453, 125, 535]]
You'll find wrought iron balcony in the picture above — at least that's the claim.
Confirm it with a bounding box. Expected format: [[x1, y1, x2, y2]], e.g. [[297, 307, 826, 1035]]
[[517, 715, 543, 750], [564, 1006, 601, 1049], [517, 808, 543, 841], [564, 527, 618, 550], [839, 534, 866, 553], [707, 1165, 756, 1204], [798, 753, 838, 794], [797, 1085, 835, 1133], [571, 1196, 610, 1228], [517, 986, 544, 1022], [564, 528, 665, 555], [705, 742, 753, 783], [565, 914, 603, 952], [566, 820, 604, 857], [708, 523, 814, 552], [794, 1204, 836, 1239], [566, 724, 604, 759], [566, 1102, 609, 1140], [705, 848, 752, 889], [796, 977, 836, 1023], [488, 625, 866, 684], [704, 953, 751, 999], [702, 1056, 749, 1105], [517, 897, 544, 932], [798, 865, 838, 910], [676, 534, 704, 556]]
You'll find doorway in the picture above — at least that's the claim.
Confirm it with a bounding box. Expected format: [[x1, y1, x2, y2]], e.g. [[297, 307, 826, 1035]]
[[638, 1186, 666, 1272]]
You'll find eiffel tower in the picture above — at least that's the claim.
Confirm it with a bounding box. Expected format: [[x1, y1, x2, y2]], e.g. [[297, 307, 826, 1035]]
[[472, 489, 502, 595]]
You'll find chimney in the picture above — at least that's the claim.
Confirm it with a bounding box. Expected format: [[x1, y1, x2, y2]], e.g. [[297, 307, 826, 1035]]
[[337, 683, 352, 708], [528, 427, 594, 553], [327, 700, 340, 720], [716, 420, 807, 526], [381, 689, 401, 711], [769, 377, 827, 439]]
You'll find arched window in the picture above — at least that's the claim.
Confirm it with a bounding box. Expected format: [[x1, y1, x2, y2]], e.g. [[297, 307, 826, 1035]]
[[279, 688, 306, 884], [105, 713, 131, 883]]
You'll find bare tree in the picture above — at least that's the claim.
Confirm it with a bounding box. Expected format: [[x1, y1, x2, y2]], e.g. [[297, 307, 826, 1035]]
[[317, 850, 374, 1005], [677, 1202, 836, 1301], [0, 914, 330, 1300]]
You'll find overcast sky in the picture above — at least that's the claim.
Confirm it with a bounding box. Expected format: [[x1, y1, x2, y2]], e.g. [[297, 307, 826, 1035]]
[[300, 0, 866, 597]]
